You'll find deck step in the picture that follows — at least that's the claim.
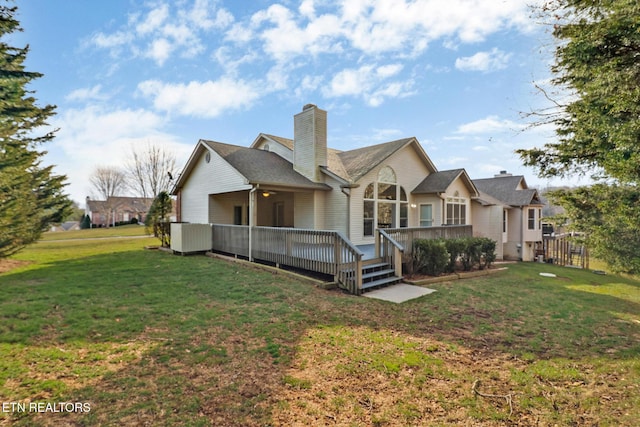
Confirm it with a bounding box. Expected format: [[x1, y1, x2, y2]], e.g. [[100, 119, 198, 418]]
[[361, 275, 402, 290], [362, 262, 391, 272], [362, 268, 396, 280]]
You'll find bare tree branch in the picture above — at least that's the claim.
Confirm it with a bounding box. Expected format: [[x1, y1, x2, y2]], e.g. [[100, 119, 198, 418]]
[[125, 142, 177, 198]]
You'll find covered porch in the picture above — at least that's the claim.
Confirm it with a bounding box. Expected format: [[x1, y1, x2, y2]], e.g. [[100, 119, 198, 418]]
[[207, 184, 331, 230]]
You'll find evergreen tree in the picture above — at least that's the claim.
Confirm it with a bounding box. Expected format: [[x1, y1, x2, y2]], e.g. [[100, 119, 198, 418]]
[[517, 0, 640, 273], [145, 191, 172, 248], [0, 3, 71, 257], [80, 214, 92, 230]]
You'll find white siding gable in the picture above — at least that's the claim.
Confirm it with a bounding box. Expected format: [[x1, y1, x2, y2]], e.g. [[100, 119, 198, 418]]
[[254, 139, 293, 162], [180, 148, 251, 223]]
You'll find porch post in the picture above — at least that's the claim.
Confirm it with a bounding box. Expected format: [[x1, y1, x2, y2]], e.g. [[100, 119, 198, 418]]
[[249, 187, 257, 261]]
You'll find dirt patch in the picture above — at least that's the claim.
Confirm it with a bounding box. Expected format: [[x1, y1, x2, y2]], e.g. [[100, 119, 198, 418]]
[[268, 326, 632, 426], [0, 259, 30, 274]]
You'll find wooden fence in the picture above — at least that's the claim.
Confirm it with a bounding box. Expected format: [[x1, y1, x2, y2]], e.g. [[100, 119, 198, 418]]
[[544, 233, 589, 269]]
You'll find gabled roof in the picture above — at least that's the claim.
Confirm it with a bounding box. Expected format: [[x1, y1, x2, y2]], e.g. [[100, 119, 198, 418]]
[[472, 175, 542, 207], [174, 134, 439, 193], [335, 138, 437, 183], [250, 133, 294, 150], [172, 139, 330, 193], [201, 140, 329, 190], [412, 168, 478, 197]]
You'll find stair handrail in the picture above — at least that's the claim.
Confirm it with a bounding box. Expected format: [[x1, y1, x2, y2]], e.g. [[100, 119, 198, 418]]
[[376, 229, 404, 279]]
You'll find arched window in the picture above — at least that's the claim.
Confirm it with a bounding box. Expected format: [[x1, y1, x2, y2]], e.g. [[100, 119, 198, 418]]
[[378, 166, 396, 183], [363, 166, 408, 236]]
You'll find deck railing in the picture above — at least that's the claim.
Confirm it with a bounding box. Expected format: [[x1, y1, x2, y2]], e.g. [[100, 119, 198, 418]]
[[382, 225, 473, 255], [376, 229, 404, 278], [211, 225, 364, 294]]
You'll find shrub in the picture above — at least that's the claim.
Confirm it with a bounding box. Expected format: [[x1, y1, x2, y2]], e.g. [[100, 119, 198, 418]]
[[460, 237, 483, 271], [444, 238, 466, 272], [412, 239, 449, 276], [80, 214, 91, 229], [479, 237, 497, 270]]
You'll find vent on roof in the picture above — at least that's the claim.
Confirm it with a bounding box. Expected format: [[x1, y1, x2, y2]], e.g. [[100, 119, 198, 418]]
[[495, 170, 512, 177]]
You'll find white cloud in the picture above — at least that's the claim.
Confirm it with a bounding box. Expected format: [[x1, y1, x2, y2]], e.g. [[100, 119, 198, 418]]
[[65, 85, 109, 102], [295, 75, 324, 98], [456, 115, 525, 134], [137, 78, 260, 118], [90, 1, 233, 66], [145, 38, 173, 65], [50, 105, 192, 203], [326, 66, 374, 97], [324, 64, 413, 106], [455, 48, 512, 72], [136, 4, 169, 35]]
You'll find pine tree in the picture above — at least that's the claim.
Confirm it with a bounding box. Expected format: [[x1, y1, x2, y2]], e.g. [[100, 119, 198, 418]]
[[145, 191, 172, 248], [517, 0, 640, 273], [80, 214, 92, 230], [0, 3, 71, 257]]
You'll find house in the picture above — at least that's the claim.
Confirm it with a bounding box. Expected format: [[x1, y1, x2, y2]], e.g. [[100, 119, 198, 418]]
[[49, 221, 81, 232], [172, 104, 479, 247], [472, 172, 544, 261], [170, 104, 543, 292], [85, 196, 154, 227]]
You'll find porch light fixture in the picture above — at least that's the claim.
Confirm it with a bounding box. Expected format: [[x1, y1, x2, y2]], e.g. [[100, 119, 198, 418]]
[[410, 203, 417, 208], [262, 191, 277, 197]]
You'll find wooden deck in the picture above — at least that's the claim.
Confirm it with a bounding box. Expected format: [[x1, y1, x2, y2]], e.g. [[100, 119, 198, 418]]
[[173, 223, 473, 295], [212, 225, 364, 294]]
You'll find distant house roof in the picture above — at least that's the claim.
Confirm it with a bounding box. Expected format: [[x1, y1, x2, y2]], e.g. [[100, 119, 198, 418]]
[[473, 175, 542, 207], [202, 140, 330, 190], [412, 168, 478, 196]]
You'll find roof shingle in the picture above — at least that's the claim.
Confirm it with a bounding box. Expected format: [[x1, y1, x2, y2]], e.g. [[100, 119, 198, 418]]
[[203, 140, 330, 190]]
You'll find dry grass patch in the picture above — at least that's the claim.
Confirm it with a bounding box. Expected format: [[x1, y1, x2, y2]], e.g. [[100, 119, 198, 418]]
[[271, 325, 639, 426]]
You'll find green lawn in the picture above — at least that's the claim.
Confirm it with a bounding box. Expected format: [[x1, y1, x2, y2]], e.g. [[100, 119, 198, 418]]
[[1, 235, 638, 426]]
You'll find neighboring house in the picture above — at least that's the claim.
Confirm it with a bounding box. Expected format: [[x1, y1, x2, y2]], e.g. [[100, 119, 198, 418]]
[[85, 196, 154, 227], [172, 104, 479, 248], [472, 172, 545, 261], [50, 221, 80, 232]]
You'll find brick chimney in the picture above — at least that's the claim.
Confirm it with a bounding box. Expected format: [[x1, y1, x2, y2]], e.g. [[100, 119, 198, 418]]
[[293, 104, 327, 183]]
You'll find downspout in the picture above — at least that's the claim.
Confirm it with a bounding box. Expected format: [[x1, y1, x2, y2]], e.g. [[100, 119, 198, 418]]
[[519, 207, 524, 261], [341, 187, 351, 238]]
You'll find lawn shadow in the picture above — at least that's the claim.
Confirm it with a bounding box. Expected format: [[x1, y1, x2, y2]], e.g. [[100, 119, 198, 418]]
[[2, 251, 639, 425]]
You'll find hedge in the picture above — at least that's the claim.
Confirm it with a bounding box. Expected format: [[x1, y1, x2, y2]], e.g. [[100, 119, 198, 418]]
[[407, 237, 497, 276]]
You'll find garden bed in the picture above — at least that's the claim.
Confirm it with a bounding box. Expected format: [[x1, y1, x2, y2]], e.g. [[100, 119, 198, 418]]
[[404, 265, 508, 285]]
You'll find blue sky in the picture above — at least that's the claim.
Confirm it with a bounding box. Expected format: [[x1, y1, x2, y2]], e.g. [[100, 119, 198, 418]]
[[13, 0, 566, 205]]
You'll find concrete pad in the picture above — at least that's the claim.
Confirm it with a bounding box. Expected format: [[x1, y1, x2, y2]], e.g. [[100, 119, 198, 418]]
[[363, 283, 436, 303]]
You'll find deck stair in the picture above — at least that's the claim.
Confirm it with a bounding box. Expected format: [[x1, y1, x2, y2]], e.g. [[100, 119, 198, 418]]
[[360, 257, 402, 291]]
